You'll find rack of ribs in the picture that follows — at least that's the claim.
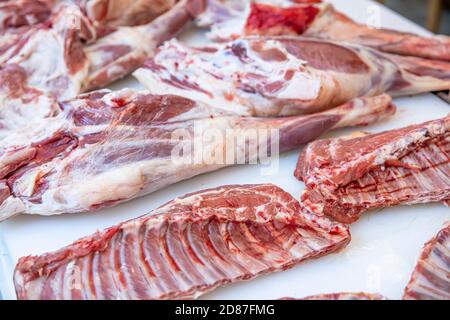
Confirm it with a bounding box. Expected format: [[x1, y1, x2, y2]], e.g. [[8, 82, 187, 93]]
[[14, 184, 351, 300], [403, 224, 450, 300], [295, 115, 450, 224]]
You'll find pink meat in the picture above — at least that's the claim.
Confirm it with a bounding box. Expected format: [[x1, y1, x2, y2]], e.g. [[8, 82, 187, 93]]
[[199, 0, 450, 61], [0, 0, 204, 138], [0, 0, 54, 29], [0, 91, 394, 220], [296, 115, 450, 223], [14, 184, 351, 300], [283, 292, 386, 300], [134, 37, 450, 117], [403, 225, 450, 300]]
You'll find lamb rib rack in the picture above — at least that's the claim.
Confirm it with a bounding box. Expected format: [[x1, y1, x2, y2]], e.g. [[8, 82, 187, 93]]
[[14, 184, 351, 300], [199, 0, 450, 61], [0, 91, 394, 220], [295, 115, 450, 223], [134, 37, 450, 117]]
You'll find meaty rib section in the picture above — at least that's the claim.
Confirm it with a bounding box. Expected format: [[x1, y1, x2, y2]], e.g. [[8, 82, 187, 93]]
[[0, 91, 394, 220], [14, 184, 351, 300], [296, 116, 450, 223], [0, 3, 90, 138], [284, 292, 386, 300], [134, 37, 450, 117], [199, 0, 450, 61], [403, 225, 450, 300]]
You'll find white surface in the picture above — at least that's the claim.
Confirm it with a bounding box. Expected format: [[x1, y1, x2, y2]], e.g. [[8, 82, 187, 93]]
[[0, 0, 449, 300]]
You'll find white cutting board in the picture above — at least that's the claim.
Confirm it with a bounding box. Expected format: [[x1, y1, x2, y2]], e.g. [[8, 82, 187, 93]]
[[0, 0, 449, 300]]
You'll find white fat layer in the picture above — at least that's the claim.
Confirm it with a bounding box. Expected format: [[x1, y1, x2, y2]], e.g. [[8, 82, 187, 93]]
[[135, 39, 323, 116]]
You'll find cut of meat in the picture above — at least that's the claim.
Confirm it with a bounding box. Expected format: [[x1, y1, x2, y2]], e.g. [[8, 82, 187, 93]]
[[199, 0, 450, 61], [78, 0, 177, 31], [283, 292, 386, 300], [403, 224, 450, 300], [0, 3, 91, 139], [0, 0, 203, 139], [84, 0, 205, 91], [134, 37, 450, 117], [0, 0, 177, 32], [14, 183, 351, 300], [0, 91, 394, 220], [0, 0, 54, 29], [296, 116, 450, 223]]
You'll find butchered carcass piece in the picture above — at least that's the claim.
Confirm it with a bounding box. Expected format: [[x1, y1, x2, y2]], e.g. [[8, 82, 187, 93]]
[[0, 0, 204, 139], [199, 0, 450, 62], [283, 292, 386, 300], [0, 0, 177, 32], [0, 3, 91, 139], [78, 0, 177, 32], [295, 115, 450, 224], [0, 0, 54, 29], [403, 224, 450, 300], [14, 183, 351, 300], [134, 37, 450, 117], [0, 90, 394, 220], [83, 0, 205, 91]]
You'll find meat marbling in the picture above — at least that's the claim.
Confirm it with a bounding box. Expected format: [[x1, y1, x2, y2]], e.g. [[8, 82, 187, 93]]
[[134, 37, 450, 117], [0, 90, 395, 220], [403, 224, 450, 300], [14, 184, 351, 300], [283, 292, 386, 300], [0, 0, 177, 31], [0, 0, 204, 138], [198, 0, 450, 61], [296, 115, 450, 223]]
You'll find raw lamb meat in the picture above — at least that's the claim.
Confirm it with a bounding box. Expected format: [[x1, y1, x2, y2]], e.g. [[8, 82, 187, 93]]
[[295, 115, 450, 223], [0, 0, 54, 29], [199, 0, 450, 61], [0, 91, 394, 220], [283, 292, 386, 300], [134, 37, 450, 117], [0, 0, 176, 32], [84, 0, 205, 91], [0, 3, 91, 139], [79, 0, 177, 32], [403, 224, 450, 300], [0, 0, 203, 138], [14, 184, 351, 300]]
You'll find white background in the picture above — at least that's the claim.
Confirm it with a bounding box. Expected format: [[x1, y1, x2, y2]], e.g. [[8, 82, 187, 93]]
[[0, 0, 449, 300]]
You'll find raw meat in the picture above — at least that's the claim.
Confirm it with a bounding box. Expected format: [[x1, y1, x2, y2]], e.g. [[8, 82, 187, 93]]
[[0, 0, 177, 32], [79, 0, 177, 32], [134, 37, 450, 117], [0, 0, 54, 29], [283, 292, 386, 300], [0, 0, 203, 138], [199, 0, 450, 61], [14, 184, 351, 300], [403, 224, 450, 300], [0, 91, 394, 220], [296, 115, 450, 223], [0, 3, 91, 139], [84, 0, 205, 91]]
